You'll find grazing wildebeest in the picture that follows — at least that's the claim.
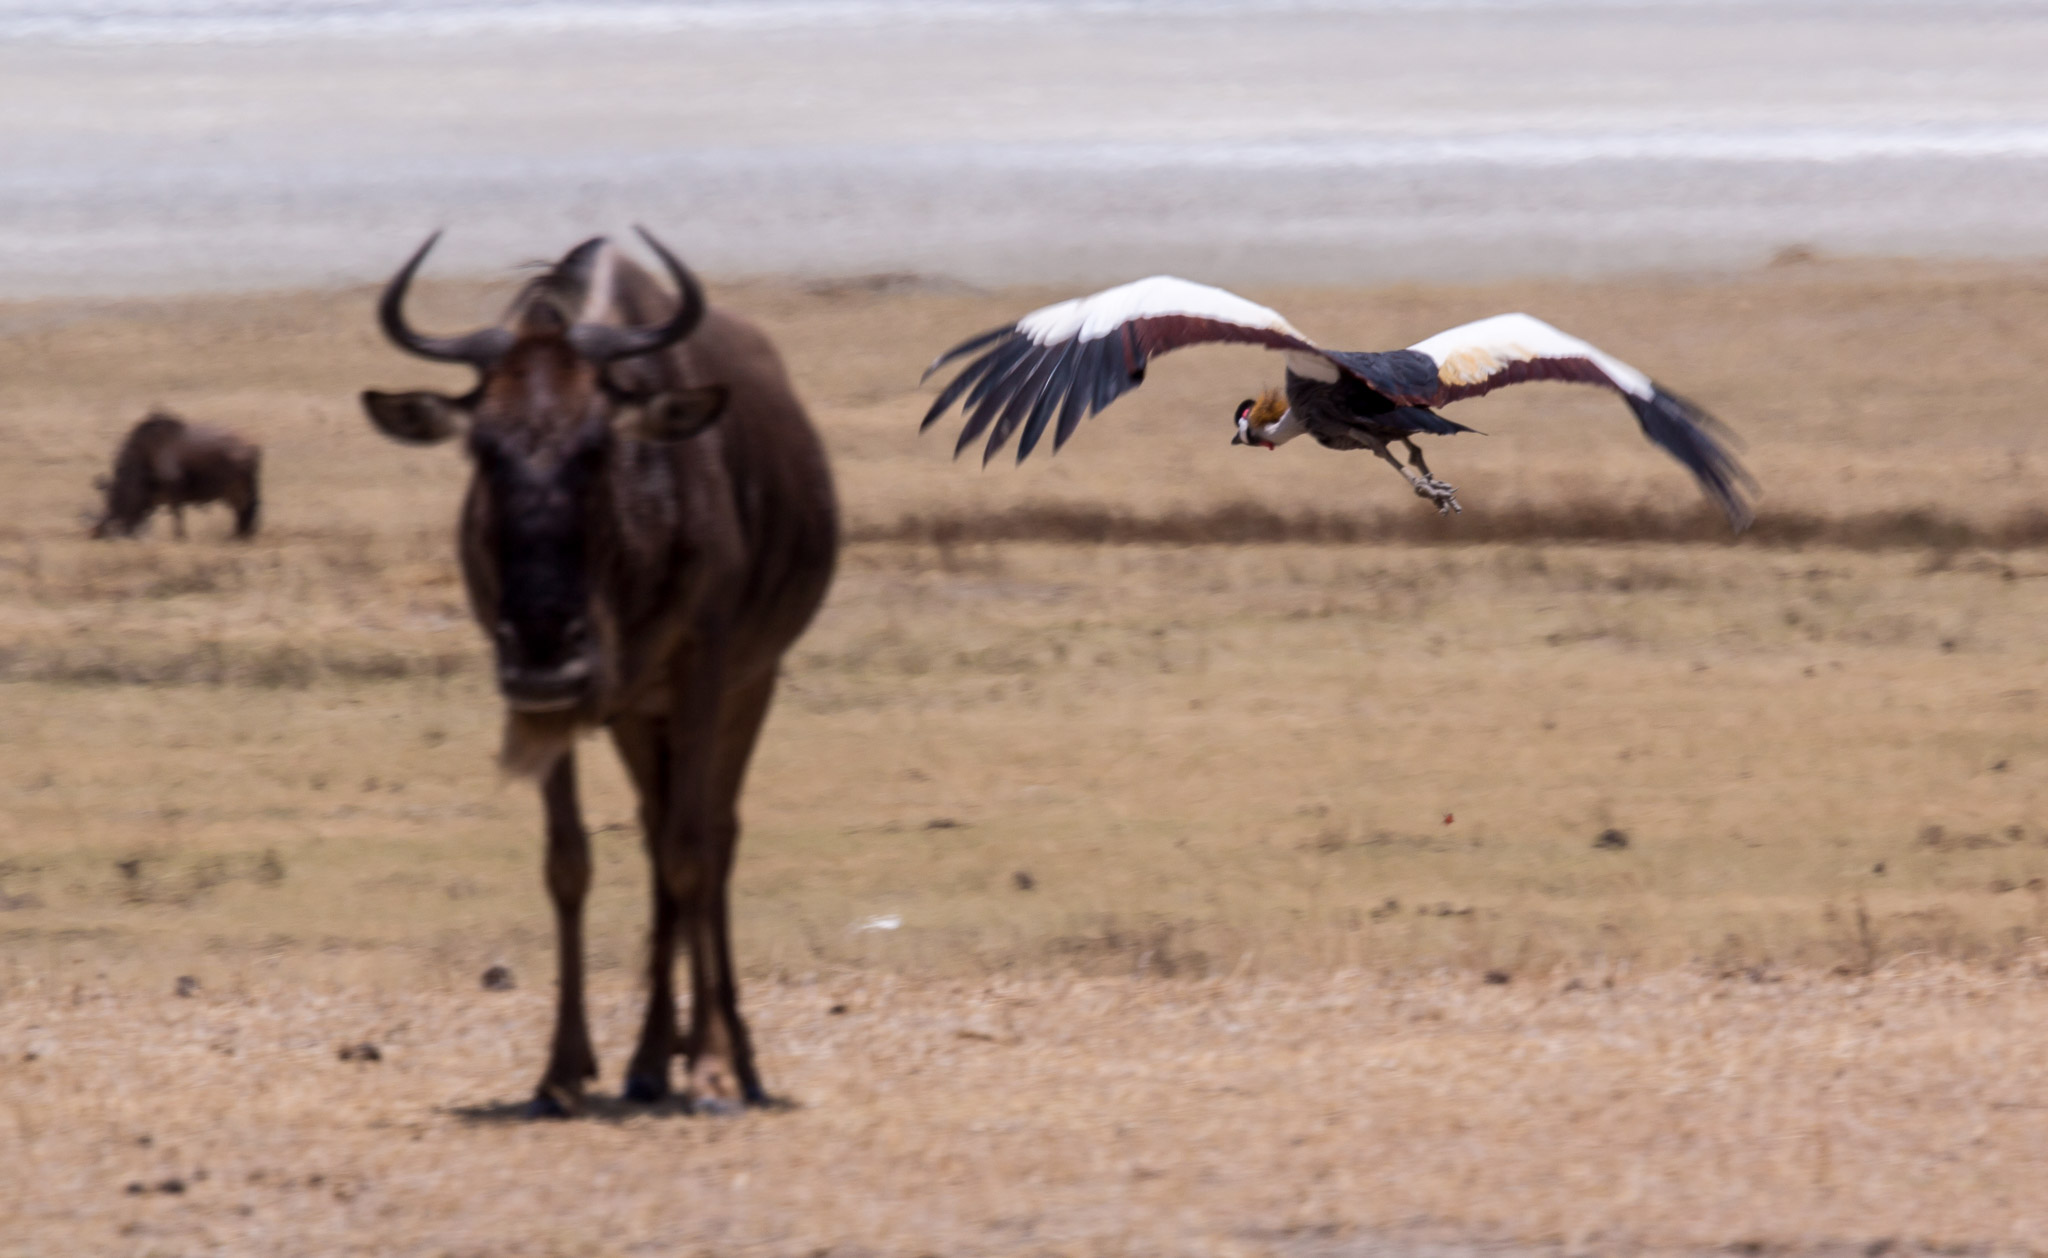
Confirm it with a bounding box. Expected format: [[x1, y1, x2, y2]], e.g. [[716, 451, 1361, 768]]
[[90, 412, 261, 539], [360, 229, 838, 1116]]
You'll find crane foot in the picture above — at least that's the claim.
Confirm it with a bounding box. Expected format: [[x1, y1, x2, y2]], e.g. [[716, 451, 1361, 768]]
[[1411, 476, 1462, 515]]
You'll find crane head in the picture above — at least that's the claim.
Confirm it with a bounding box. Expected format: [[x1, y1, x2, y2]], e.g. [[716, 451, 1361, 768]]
[[1230, 390, 1288, 450]]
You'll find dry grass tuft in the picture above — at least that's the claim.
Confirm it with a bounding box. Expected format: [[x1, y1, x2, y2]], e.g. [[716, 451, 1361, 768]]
[[863, 499, 2048, 550]]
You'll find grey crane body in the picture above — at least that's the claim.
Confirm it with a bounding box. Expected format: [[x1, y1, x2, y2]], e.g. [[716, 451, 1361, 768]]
[[1280, 369, 1472, 453]]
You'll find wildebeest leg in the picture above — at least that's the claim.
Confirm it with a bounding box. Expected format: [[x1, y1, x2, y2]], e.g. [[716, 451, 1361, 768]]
[[530, 753, 598, 1118], [169, 503, 187, 540], [681, 671, 779, 1112], [628, 642, 748, 1113], [231, 482, 259, 538], [613, 714, 682, 1103]]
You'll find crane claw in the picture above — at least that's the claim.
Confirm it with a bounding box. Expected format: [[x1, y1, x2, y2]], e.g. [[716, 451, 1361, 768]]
[[1412, 476, 1462, 515]]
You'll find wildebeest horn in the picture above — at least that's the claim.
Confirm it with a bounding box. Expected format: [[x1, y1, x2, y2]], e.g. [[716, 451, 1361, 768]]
[[567, 226, 707, 364], [377, 231, 515, 367]]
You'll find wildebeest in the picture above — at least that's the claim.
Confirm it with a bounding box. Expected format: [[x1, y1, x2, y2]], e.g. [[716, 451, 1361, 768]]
[[361, 229, 838, 1116], [90, 412, 261, 539]]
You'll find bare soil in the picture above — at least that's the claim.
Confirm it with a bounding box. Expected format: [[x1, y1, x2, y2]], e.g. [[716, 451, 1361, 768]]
[[4, 260, 2048, 1255]]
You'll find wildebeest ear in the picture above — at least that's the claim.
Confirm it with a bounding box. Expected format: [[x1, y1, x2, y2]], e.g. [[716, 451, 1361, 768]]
[[360, 390, 468, 445], [622, 385, 728, 444]]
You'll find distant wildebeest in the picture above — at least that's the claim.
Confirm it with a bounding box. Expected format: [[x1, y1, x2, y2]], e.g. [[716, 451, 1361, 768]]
[[90, 412, 261, 539], [361, 229, 838, 1116]]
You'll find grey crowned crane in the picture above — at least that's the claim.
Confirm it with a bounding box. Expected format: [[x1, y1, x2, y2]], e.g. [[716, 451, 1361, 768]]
[[920, 276, 1755, 529]]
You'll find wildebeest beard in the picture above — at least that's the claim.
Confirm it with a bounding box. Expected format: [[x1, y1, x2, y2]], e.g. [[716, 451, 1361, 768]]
[[471, 420, 612, 747]]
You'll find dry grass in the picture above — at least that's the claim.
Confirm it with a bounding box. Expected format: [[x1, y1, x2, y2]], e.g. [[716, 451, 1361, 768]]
[[10, 255, 2048, 546], [9, 966, 2048, 1256], [6, 260, 2048, 1254]]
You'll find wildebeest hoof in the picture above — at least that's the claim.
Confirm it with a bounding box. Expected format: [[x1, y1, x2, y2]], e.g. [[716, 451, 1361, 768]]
[[621, 1074, 670, 1104], [526, 1085, 580, 1120], [690, 1094, 744, 1118], [686, 1059, 749, 1114]]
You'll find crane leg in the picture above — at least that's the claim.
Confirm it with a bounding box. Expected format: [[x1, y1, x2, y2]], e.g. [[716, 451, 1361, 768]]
[[1367, 436, 1460, 514]]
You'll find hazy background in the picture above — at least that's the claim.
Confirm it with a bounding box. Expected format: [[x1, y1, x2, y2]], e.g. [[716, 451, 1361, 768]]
[[6, 0, 2048, 294]]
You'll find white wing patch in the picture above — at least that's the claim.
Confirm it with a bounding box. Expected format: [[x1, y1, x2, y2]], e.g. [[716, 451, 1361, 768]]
[[1015, 276, 1314, 347], [1284, 350, 1341, 382], [1408, 313, 1654, 400]]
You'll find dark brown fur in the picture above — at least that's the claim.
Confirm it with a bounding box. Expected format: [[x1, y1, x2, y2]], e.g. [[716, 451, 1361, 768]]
[[90, 412, 261, 539], [362, 234, 837, 1115]]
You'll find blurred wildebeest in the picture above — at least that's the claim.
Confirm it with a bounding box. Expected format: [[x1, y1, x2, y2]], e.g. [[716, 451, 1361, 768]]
[[90, 412, 261, 539], [361, 229, 838, 1117]]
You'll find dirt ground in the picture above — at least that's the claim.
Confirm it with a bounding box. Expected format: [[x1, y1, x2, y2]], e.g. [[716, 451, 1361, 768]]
[[5, 259, 2048, 1255]]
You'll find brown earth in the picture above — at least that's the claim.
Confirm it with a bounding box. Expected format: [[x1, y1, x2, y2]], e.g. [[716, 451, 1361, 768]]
[[4, 259, 2048, 1255]]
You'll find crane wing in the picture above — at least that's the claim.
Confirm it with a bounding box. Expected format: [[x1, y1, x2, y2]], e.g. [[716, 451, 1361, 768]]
[[1327, 313, 1755, 528], [920, 276, 1328, 464]]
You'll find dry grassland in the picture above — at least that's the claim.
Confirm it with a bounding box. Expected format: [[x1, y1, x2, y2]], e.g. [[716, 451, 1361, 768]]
[[5, 260, 2048, 1254]]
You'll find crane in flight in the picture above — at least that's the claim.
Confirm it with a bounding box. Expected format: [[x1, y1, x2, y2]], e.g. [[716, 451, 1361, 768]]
[[920, 276, 1753, 529]]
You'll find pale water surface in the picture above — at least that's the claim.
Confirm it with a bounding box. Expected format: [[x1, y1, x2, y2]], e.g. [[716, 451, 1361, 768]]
[[3, 1, 2046, 293]]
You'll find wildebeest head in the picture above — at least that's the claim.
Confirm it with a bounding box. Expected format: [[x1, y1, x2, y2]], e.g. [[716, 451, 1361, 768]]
[[90, 412, 186, 537], [89, 471, 136, 538], [360, 229, 727, 717]]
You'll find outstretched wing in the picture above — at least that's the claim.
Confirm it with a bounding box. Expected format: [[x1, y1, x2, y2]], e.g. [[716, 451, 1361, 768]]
[[1329, 313, 1756, 528], [920, 276, 1329, 464]]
